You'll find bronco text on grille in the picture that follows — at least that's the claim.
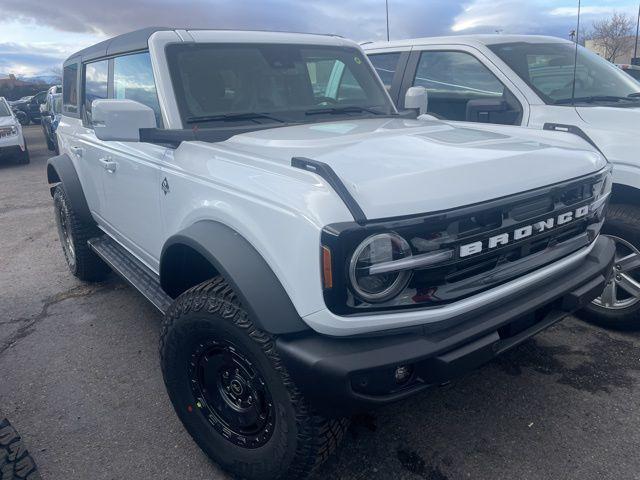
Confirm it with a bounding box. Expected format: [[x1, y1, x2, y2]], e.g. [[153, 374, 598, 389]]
[[321, 168, 611, 314], [459, 205, 590, 257]]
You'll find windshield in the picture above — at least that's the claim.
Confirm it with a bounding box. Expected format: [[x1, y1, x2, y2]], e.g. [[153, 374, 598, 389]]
[[166, 43, 394, 127], [0, 100, 11, 117], [488, 42, 640, 105]]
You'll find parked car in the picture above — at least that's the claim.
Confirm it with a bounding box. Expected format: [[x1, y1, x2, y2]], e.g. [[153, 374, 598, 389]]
[[617, 63, 640, 81], [41, 93, 61, 154], [0, 97, 29, 164], [11, 90, 47, 125], [48, 28, 614, 480], [364, 35, 640, 328]]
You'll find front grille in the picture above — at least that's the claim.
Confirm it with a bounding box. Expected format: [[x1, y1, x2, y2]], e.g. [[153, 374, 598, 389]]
[[322, 169, 610, 315]]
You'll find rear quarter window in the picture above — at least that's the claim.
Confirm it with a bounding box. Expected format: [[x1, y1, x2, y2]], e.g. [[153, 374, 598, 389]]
[[63, 63, 79, 116]]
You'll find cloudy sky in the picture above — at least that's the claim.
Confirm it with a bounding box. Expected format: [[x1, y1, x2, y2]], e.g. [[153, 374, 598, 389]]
[[0, 0, 638, 75]]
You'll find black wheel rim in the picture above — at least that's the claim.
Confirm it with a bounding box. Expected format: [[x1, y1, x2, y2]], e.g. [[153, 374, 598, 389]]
[[189, 340, 275, 449]]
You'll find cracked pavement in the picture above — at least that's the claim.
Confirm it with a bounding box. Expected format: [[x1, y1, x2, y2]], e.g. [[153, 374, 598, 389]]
[[2, 127, 640, 480]]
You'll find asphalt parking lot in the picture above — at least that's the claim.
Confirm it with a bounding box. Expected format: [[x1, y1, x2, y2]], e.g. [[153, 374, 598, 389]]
[[1, 126, 640, 480]]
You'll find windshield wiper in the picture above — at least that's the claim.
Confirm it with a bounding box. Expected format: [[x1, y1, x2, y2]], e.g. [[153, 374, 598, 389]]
[[628, 92, 640, 98], [186, 112, 286, 124], [304, 106, 391, 116], [554, 95, 640, 105]]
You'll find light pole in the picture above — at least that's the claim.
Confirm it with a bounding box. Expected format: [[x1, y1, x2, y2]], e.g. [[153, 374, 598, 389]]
[[634, 2, 640, 64], [385, 0, 390, 41]]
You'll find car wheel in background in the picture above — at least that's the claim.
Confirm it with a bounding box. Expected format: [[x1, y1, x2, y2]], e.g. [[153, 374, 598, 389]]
[[581, 204, 640, 330], [15, 112, 29, 126], [0, 417, 42, 480], [160, 277, 349, 480], [15, 142, 29, 165]]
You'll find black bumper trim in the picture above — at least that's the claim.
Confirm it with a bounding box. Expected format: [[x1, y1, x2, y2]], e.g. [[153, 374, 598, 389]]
[[276, 236, 615, 415]]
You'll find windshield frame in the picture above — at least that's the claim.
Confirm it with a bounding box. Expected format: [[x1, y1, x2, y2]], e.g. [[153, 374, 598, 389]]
[[165, 42, 397, 128], [487, 41, 640, 107]]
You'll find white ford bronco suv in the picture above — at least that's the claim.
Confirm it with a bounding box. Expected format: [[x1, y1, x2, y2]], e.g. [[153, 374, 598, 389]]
[[363, 35, 640, 328], [48, 28, 615, 480], [0, 96, 29, 165]]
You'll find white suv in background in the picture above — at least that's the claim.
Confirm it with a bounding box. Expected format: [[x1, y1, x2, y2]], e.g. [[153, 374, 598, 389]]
[[0, 97, 29, 164], [364, 35, 640, 328]]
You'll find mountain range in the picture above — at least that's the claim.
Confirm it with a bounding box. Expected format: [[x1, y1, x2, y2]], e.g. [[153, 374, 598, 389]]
[[0, 74, 62, 85]]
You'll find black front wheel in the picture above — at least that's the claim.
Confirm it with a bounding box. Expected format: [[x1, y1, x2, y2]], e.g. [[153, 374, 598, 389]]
[[160, 277, 348, 480], [581, 204, 640, 330]]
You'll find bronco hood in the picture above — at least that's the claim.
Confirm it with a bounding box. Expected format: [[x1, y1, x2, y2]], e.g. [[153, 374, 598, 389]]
[[215, 118, 607, 220]]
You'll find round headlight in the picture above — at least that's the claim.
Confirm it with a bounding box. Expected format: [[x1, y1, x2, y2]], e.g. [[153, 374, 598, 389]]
[[349, 233, 412, 303]]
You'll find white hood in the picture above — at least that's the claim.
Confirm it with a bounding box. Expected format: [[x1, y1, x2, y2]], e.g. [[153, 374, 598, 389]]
[[575, 106, 640, 170], [0, 116, 17, 128], [577, 105, 640, 134], [206, 118, 607, 220]]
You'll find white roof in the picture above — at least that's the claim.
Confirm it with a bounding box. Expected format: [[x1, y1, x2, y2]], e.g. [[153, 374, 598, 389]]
[[362, 34, 572, 50]]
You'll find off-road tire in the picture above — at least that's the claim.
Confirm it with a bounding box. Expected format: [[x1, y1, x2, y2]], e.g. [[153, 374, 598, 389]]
[[0, 418, 41, 480], [581, 204, 640, 330], [160, 277, 349, 480], [53, 185, 110, 282]]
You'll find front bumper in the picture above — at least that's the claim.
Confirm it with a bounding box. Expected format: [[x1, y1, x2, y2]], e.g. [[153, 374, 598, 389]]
[[0, 133, 24, 154], [276, 235, 615, 416]]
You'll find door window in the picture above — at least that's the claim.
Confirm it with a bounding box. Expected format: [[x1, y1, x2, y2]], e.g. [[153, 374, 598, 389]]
[[413, 50, 521, 125], [368, 52, 402, 91], [114, 52, 162, 126], [84, 60, 108, 124]]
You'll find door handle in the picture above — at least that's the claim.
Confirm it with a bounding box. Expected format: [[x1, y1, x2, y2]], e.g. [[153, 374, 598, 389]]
[[99, 157, 118, 173], [70, 146, 84, 158]]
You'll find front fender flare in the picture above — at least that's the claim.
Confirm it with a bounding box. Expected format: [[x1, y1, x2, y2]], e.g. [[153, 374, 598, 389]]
[[161, 221, 310, 335]]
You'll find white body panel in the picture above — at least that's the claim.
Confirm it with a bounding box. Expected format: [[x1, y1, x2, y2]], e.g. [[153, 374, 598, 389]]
[[57, 30, 609, 335], [364, 34, 640, 192]]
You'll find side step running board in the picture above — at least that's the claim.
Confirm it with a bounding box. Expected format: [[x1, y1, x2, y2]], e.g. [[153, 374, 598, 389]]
[[88, 236, 173, 314]]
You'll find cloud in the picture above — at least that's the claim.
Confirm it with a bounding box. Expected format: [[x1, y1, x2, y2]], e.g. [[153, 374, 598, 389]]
[[0, 43, 69, 75], [0, 0, 637, 74]]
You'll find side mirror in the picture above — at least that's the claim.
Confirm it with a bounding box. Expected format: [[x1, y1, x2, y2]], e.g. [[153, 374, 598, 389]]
[[92, 99, 157, 142], [404, 86, 429, 115]]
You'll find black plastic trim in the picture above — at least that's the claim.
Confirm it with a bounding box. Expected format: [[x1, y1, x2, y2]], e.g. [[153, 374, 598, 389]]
[[543, 123, 606, 158], [161, 221, 309, 335], [291, 157, 367, 224], [46, 154, 94, 225]]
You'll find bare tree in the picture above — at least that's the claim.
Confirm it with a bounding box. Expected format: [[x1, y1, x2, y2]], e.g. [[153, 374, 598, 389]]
[[590, 12, 634, 62]]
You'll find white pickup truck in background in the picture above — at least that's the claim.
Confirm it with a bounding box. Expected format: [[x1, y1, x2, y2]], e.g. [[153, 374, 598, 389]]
[[364, 35, 640, 328]]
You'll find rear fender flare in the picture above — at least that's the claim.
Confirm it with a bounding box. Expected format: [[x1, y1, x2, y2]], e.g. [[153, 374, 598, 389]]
[[46, 154, 94, 225]]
